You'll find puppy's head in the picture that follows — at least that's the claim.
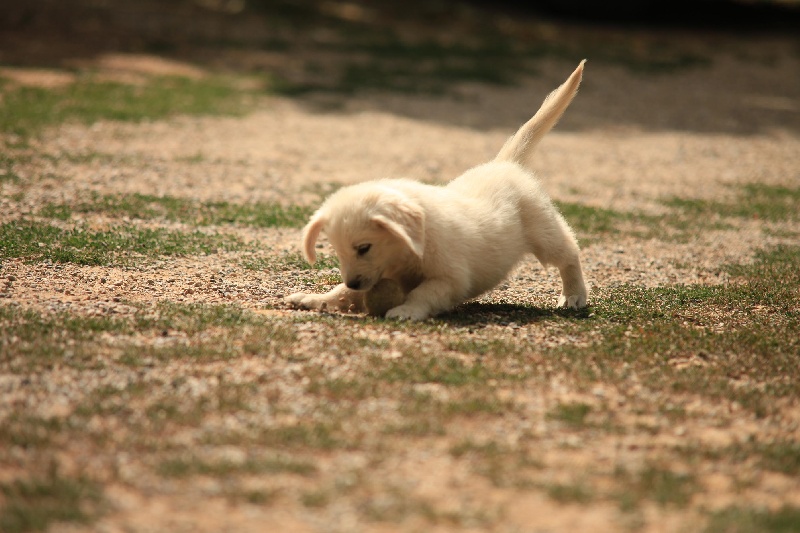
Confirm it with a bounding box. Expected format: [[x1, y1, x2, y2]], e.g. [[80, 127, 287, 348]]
[[301, 184, 425, 292]]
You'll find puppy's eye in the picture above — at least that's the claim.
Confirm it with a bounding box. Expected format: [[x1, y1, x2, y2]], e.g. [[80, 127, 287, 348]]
[[356, 243, 371, 257]]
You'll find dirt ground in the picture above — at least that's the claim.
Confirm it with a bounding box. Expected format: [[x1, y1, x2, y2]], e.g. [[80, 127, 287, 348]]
[[1, 1, 800, 532]]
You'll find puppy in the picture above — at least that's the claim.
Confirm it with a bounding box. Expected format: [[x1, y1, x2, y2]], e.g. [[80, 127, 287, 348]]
[[287, 61, 588, 320]]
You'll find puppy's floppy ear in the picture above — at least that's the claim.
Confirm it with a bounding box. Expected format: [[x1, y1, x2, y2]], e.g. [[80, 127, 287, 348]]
[[371, 196, 425, 259], [301, 210, 326, 265]]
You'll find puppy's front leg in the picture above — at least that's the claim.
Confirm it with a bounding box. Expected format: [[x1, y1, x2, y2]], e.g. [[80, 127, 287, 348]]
[[385, 278, 459, 321], [286, 284, 365, 313]]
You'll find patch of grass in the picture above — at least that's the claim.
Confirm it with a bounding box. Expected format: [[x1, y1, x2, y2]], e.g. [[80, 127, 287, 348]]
[[444, 394, 511, 416], [547, 402, 592, 427], [449, 439, 506, 459], [446, 337, 519, 356], [360, 488, 439, 524], [554, 246, 800, 416], [0, 469, 103, 533], [239, 489, 278, 506], [157, 455, 317, 478], [0, 304, 130, 342], [120, 342, 243, 365], [663, 183, 800, 223], [36, 204, 73, 221], [377, 356, 494, 387], [556, 183, 799, 245], [1, 302, 294, 369], [545, 481, 594, 504], [259, 422, 345, 451], [0, 304, 130, 365], [705, 439, 800, 477], [242, 251, 339, 272], [615, 465, 697, 509], [756, 441, 800, 476], [137, 301, 260, 335], [448, 438, 538, 488], [556, 201, 637, 236], [0, 75, 253, 137], [0, 415, 64, 449], [705, 505, 800, 533], [39, 192, 314, 228], [0, 221, 244, 266], [301, 490, 331, 508], [306, 377, 377, 401], [382, 418, 446, 437], [440, 302, 566, 326], [0, 153, 23, 183], [72, 382, 149, 419]]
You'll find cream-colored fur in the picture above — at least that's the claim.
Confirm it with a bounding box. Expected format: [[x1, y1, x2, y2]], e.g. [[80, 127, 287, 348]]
[[287, 61, 588, 320]]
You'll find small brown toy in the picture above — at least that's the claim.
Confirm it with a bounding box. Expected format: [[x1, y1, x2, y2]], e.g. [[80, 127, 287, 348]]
[[364, 279, 406, 317]]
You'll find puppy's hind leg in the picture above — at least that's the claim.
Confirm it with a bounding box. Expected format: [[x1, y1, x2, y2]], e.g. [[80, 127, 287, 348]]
[[526, 212, 588, 309], [556, 261, 587, 309]]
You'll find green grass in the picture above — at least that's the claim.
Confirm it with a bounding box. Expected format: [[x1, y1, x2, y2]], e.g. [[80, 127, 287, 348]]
[[376, 356, 498, 386], [615, 465, 698, 510], [0, 75, 253, 137], [699, 440, 800, 477], [0, 469, 103, 533], [705, 506, 800, 533], [137, 301, 262, 335], [38, 192, 314, 228], [663, 184, 800, 223], [0, 301, 296, 368], [0, 153, 23, 183], [157, 455, 317, 478], [301, 490, 331, 508], [545, 482, 594, 504], [242, 251, 340, 272], [554, 183, 800, 245], [556, 201, 639, 236], [258, 422, 345, 451], [449, 439, 506, 459], [547, 402, 593, 427], [0, 221, 244, 266], [553, 246, 800, 417], [446, 337, 519, 356], [0, 304, 131, 364], [0, 415, 64, 450]]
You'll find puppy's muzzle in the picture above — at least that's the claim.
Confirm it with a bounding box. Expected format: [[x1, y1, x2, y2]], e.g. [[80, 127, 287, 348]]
[[346, 276, 366, 291]]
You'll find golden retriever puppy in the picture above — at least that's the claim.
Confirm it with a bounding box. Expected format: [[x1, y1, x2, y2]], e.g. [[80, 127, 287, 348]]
[[287, 61, 588, 320]]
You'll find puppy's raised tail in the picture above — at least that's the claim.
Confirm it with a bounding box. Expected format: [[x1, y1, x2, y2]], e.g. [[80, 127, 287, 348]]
[[495, 60, 585, 169]]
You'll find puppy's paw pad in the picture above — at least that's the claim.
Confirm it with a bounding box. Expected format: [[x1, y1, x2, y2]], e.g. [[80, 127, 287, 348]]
[[385, 304, 429, 321], [557, 294, 587, 309]]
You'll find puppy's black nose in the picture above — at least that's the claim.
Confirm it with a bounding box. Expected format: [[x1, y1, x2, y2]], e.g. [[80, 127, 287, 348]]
[[346, 277, 362, 290]]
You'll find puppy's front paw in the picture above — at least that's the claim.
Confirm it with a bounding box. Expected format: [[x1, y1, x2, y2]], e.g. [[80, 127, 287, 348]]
[[385, 304, 430, 321], [286, 292, 327, 311], [557, 293, 587, 309]]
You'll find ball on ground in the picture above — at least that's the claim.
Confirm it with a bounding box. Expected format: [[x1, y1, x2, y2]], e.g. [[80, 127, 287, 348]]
[[365, 279, 405, 317]]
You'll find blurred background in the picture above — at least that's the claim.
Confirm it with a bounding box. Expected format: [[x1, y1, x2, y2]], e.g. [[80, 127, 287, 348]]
[[1, 0, 798, 136]]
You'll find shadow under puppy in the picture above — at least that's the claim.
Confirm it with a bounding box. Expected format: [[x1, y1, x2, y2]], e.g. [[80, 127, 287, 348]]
[[287, 61, 589, 320]]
